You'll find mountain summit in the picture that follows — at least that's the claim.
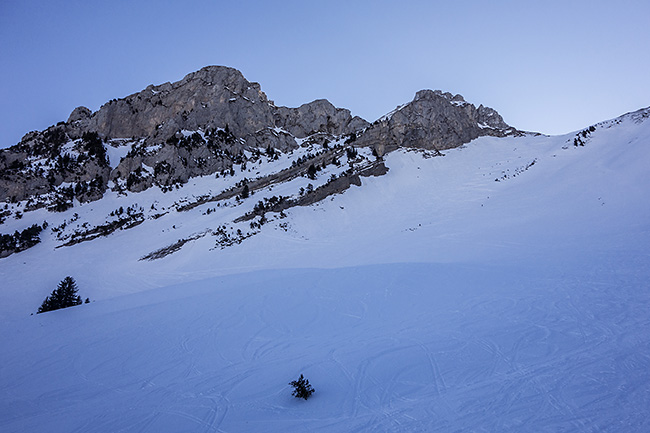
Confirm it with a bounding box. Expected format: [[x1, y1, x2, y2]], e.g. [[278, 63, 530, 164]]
[[0, 65, 516, 204], [66, 66, 369, 144]]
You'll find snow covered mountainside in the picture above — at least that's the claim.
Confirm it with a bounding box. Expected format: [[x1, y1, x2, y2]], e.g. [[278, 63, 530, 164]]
[[1, 69, 649, 430]]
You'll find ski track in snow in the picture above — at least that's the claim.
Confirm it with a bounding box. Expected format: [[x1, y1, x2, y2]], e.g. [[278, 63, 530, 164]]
[[2, 263, 648, 432]]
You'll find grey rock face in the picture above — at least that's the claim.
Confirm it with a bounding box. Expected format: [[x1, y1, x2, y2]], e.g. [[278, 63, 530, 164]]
[[0, 167, 51, 203], [274, 99, 369, 138], [356, 90, 517, 156], [84, 66, 275, 142], [67, 106, 92, 123], [68, 66, 369, 147], [65, 107, 93, 139]]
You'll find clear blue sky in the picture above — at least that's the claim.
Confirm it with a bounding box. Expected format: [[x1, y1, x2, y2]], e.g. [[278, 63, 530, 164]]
[[1, 0, 649, 147]]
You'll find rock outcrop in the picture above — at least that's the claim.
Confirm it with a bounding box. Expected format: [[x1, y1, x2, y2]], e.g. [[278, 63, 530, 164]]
[[83, 66, 274, 142], [356, 90, 517, 156], [274, 99, 369, 138]]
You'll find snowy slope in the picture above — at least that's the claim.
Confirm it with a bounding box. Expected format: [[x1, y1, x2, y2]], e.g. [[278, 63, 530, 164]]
[[1, 109, 649, 431]]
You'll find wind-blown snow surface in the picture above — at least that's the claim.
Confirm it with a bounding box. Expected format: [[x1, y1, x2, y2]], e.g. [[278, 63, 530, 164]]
[[1, 111, 650, 431]]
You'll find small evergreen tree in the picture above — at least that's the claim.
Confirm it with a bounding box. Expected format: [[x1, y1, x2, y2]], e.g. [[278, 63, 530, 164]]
[[307, 164, 317, 180], [289, 374, 315, 400], [37, 276, 83, 314]]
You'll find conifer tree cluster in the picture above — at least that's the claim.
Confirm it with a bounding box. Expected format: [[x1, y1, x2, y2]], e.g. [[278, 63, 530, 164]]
[[0, 223, 44, 256], [37, 276, 84, 314]]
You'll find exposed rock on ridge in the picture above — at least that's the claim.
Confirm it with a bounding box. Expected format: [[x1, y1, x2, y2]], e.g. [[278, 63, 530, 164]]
[[69, 66, 275, 141], [1, 65, 517, 205], [274, 99, 369, 138], [67, 66, 367, 144], [356, 90, 517, 156]]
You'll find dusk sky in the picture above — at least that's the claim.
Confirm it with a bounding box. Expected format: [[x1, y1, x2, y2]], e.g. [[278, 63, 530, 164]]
[[1, 0, 649, 147]]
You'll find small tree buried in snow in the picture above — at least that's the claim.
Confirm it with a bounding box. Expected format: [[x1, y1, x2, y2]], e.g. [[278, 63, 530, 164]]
[[289, 374, 315, 400], [37, 276, 83, 314]]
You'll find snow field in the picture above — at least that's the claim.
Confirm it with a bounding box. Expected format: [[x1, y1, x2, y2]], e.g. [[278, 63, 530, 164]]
[[1, 262, 649, 432], [1, 110, 650, 431]]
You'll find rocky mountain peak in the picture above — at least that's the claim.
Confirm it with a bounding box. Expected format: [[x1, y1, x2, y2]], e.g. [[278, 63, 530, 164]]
[[356, 89, 517, 156], [71, 65, 274, 141], [414, 89, 465, 103], [67, 106, 92, 123]]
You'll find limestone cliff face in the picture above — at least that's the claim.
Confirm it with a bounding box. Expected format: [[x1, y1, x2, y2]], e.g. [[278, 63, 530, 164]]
[[1, 66, 517, 204], [69, 66, 275, 142], [356, 90, 517, 156], [273, 99, 369, 138], [67, 66, 368, 146]]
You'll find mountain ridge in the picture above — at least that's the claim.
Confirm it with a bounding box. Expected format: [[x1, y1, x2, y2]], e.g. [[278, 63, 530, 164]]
[[0, 65, 517, 205], [0, 65, 647, 267]]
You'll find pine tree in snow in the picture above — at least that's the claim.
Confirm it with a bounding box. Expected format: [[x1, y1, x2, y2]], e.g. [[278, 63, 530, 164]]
[[37, 276, 83, 314], [289, 374, 315, 400]]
